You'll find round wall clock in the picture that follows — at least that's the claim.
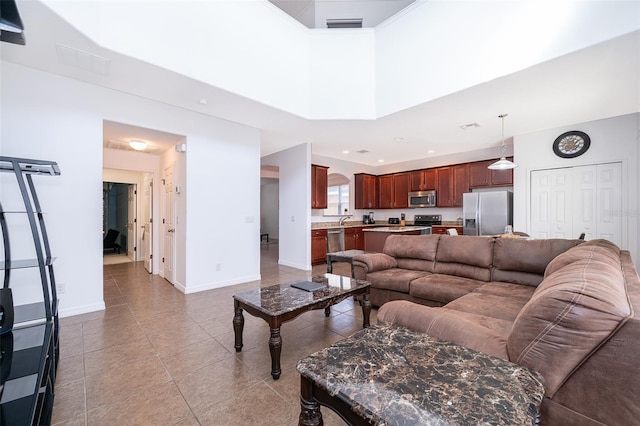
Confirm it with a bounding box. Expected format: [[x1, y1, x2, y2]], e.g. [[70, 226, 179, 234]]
[[553, 131, 590, 158]]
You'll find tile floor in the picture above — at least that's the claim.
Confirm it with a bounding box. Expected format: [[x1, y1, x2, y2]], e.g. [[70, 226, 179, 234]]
[[52, 243, 377, 425]]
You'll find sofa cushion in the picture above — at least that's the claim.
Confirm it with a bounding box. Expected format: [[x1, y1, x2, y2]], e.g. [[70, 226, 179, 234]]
[[445, 292, 530, 323], [476, 282, 536, 301], [544, 239, 620, 278], [409, 274, 483, 304], [492, 238, 583, 286], [508, 245, 631, 397], [377, 300, 508, 359], [365, 269, 430, 293], [383, 234, 440, 261], [396, 258, 436, 272], [434, 235, 494, 281], [352, 253, 397, 273]]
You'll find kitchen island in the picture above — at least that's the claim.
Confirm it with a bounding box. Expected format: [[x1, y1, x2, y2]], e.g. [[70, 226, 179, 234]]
[[363, 226, 431, 252]]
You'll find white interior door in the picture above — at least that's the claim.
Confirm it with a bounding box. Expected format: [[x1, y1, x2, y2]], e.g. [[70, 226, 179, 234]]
[[163, 166, 175, 283], [530, 168, 573, 239], [127, 184, 137, 260], [572, 163, 622, 244], [142, 175, 153, 273], [531, 162, 622, 243]]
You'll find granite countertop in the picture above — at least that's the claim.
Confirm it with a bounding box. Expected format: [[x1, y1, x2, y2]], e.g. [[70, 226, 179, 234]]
[[362, 226, 431, 233], [311, 222, 392, 230], [297, 325, 545, 425]]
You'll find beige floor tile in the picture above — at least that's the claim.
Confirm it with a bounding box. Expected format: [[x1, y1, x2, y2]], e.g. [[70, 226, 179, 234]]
[[196, 381, 298, 426], [159, 337, 234, 380], [83, 338, 156, 377], [51, 378, 86, 425], [174, 356, 260, 417], [85, 355, 171, 410], [87, 382, 193, 426], [56, 353, 85, 385]]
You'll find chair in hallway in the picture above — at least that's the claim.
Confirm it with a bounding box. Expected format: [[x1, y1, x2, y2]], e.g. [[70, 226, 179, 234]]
[[103, 229, 121, 254]]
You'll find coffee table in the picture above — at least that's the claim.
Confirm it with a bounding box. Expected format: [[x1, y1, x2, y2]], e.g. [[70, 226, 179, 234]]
[[233, 273, 371, 380], [297, 325, 545, 425]]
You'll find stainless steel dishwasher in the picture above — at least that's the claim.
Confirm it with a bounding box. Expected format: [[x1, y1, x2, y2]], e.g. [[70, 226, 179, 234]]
[[327, 228, 344, 253]]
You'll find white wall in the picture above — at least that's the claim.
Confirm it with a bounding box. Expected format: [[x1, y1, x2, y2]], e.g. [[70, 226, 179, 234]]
[[262, 143, 311, 270], [42, 0, 640, 120], [261, 180, 279, 240], [1, 61, 261, 316], [514, 113, 639, 265]]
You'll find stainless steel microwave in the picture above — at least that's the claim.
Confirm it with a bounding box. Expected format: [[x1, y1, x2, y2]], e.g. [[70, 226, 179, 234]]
[[408, 190, 437, 208]]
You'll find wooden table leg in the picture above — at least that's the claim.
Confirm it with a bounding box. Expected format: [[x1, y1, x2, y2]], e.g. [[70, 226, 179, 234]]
[[233, 302, 244, 352], [299, 375, 323, 426], [269, 325, 282, 380], [362, 292, 371, 328]]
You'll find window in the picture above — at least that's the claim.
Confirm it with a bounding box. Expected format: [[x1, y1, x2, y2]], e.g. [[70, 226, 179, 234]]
[[325, 173, 350, 215]]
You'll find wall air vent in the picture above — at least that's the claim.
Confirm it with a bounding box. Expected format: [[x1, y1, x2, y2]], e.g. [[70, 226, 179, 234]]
[[326, 18, 363, 29]]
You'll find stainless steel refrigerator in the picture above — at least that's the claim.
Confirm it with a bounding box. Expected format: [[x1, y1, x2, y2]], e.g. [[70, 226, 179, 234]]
[[463, 191, 513, 236]]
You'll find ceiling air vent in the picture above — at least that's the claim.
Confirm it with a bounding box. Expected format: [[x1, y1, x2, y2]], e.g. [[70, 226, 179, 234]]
[[356, 149, 369, 154], [327, 19, 363, 29]]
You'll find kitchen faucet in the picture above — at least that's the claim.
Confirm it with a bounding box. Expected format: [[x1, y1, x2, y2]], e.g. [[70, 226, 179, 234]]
[[339, 215, 351, 226]]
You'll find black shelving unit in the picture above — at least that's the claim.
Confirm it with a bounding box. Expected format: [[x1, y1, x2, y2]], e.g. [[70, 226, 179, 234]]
[[1, 157, 60, 425]]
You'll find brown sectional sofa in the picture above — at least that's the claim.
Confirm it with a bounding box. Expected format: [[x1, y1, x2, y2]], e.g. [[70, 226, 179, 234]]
[[352, 235, 640, 425]]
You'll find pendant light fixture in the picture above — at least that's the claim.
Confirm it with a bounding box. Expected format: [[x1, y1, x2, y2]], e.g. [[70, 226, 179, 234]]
[[488, 114, 518, 170]]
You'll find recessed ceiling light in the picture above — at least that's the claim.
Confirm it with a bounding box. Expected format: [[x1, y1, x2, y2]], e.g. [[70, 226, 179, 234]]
[[198, 98, 208, 105], [427, 150, 435, 154], [378, 159, 384, 163], [129, 140, 147, 151], [459, 123, 480, 130], [394, 137, 404, 142], [342, 150, 350, 154]]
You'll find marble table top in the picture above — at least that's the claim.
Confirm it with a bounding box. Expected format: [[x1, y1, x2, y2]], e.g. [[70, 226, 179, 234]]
[[233, 274, 369, 316], [297, 325, 545, 425]]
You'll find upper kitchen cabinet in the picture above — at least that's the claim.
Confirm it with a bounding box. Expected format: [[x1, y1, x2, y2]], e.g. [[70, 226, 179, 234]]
[[468, 158, 514, 188], [311, 164, 328, 209], [409, 169, 437, 192], [437, 165, 468, 207], [436, 167, 453, 207], [354, 173, 378, 209], [378, 172, 409, 209], [452, 163, 469, 207]]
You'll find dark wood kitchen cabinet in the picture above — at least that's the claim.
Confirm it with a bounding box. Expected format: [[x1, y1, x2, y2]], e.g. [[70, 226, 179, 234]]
[[311, 164, 328, 209], [344, 227, 365, 250], [468, 158, 514, 188], [311, 229, 327, 265], [409, 169, 437, 192], [452, 163, 469, 207], [436, 167, 453, 207], [378, 173, 409, 209], [354, 173, 378, 209], [437, 165, 468, 207]]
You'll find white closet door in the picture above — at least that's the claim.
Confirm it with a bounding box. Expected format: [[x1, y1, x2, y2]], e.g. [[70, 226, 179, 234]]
[[531, 168, 573, 239], [573, 165, 597, 240], [596, 163, 622, 245]]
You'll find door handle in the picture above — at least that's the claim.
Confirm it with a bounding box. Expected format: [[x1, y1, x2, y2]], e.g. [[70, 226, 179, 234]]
[[168, 228, 175, 233]]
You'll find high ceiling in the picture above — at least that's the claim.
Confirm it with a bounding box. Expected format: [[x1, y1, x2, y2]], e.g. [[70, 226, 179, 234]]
[[2, 1, 639, 167]]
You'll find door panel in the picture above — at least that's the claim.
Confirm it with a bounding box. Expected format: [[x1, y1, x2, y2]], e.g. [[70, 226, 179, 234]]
[[143, 175, 153, 273], [127, 185, 136, 260], [164, 166, 175, 284]]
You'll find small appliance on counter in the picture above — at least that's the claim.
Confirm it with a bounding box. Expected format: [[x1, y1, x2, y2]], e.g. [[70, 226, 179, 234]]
[[388, 217, 400, 225], [368, 212, 375, 224]]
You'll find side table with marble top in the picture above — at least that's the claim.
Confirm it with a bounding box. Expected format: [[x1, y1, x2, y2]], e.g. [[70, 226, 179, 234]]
[[297, 325, 545, 425]]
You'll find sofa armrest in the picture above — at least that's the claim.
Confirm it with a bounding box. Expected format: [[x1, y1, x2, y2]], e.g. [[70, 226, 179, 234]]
[[352, 253, 397, 274], [378, 300, 508, 359]]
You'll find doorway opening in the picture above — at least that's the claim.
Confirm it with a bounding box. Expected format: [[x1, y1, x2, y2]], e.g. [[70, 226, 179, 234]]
[[103, 182, 136, 265]]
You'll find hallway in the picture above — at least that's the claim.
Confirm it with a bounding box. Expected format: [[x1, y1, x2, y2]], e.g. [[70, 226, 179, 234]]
[[52, 244, 374, 425]]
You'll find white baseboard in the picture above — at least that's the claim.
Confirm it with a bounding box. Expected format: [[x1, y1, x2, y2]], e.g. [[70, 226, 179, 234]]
[[182, 274, 262, 294], [278, 259, 311, 271], [59, 302, 106, 318]]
